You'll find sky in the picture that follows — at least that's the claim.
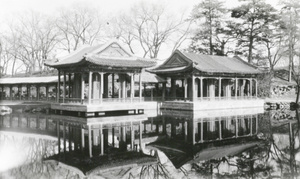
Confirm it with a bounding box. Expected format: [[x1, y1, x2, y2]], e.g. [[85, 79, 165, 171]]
[[0, 0, 281, 73]]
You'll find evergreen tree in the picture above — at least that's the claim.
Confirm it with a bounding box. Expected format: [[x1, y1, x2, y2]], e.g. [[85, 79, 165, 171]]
[[231, 0, 277, 63]]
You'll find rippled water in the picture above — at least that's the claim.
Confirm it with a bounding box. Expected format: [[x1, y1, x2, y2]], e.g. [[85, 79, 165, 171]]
[[0, 106, 299, 178]]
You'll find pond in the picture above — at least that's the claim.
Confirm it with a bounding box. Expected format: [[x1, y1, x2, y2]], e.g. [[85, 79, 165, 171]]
[[0, 106, 299, 178]]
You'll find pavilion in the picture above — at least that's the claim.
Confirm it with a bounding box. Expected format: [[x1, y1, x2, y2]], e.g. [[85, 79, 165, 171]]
[[44, 40, 156, 105], [150, 50, 265, 110]]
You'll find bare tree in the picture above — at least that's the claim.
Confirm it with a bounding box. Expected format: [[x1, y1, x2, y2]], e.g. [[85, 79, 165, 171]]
[[56, 5, 106, 53], [6, 11, 60, 74], [110, 1, 191, 58]]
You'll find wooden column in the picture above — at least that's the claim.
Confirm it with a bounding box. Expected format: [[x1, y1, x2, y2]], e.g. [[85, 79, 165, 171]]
[[81, 73, 85, 104], [63, 122, 66, 153], [103, 74, 109, 98], [131, 123, 135, 150], [27, 85, 30, 100], [88, 125, 92, 157], [235, 116, 238, 138], [162, 83, 166, 101], [255, 79, 258, 98], [112, 74, 115, 98], [68, 73, 71, 98], [99, 125, 104, 155], [250, 115, 253, 135], [57, 120, 61, 154], [18, 85, 21, 100], [218, 77, 222, 99], [81, 126, 85, 151], [200, 77, 203, 100], [139, 73, 142, 100], [192, 75, 196, 101], [88, 71, 92, 104], [250, 78, 253, 98], [46, 84, 49, 101], [171, 78, 176, 98], [219, 118, 222, 140], [184, 78, 188, 99], [36, 85, 40, 101], [130, 73, 134, 99], [57, 70, 61, 103], [235, 77, 238, 99], [139, 121, 142, 152], [100, 72, 104, 103], [63, 71, 66, 103], [9, 85, 12, 100]]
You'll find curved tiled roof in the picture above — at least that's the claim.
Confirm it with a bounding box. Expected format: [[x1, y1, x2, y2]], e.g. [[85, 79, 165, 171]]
[[45, 41, 156, 69], [86, 56, 155, 68], [151, 50, 261, 75], [0, 76, 60, 84]]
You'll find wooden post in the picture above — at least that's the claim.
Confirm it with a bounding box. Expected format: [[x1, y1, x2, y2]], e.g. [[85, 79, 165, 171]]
[[235, 116, 238, 138], [36, 85, 40, 101], [18, 85, 21, 100], [250, 78, 253, 98], [68, 73, 71, 98], [88, 71, 92, 104], [63, 122, 66, 153], [99, 125, 104, 155], [100, 72, 104, 103], [88, 125, 92, 157], [112, 74, 115, 98], [131, 123, 134, 150], [184, 78, 188, 99], [81, 126, 85, 151], [139, 121, 142, 152], [255, 79, 258, 98], [162, 83, 166, 101], [218, 77, 222, 99], [57, 70, 61, 103], [131, 73, 134, 99], [219, 118, 222, 140], [9, 85, 12, 100], [139, 73, 142, 100], [235, 77, 238, 99], [192, 75, 196, 101], [46, 84, 49, 101], [200, 77, 203, 100], [63, 71, 66, 103], [57, 120, 61, 153], [81, 73, 85, 104]]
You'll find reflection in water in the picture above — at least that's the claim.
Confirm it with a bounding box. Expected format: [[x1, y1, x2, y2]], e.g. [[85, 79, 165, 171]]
[[0, 107, 299, 178]]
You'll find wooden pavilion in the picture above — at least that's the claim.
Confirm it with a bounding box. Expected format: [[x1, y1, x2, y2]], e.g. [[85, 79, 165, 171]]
[[45, 40, 156, 105], [150, 50, 264, 109]]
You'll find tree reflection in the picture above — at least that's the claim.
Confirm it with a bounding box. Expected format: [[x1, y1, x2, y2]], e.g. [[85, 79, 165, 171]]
[[191, 110, 300, 178]]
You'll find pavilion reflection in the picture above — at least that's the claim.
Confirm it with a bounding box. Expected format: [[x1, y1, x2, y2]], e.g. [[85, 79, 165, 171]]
[[145, 108, 263, 168]]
